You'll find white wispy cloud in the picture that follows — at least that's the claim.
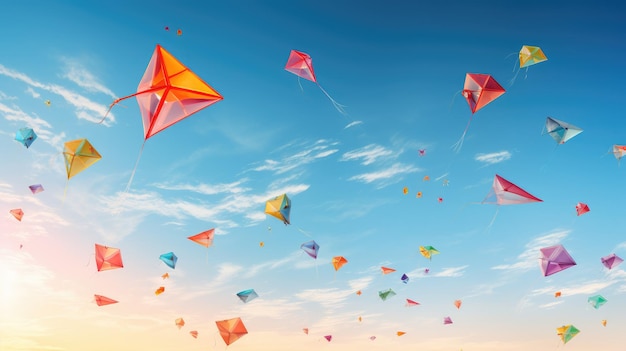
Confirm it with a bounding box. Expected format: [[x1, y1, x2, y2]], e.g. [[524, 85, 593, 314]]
[[340, 144, 393, 165], [61, 58, 116, 98], [348, 162, 420, 185], [406, 265, 468, 278], [25, 87, 40, 98], [491, 229, 570, 272], [251, 139, 339, 174], [0, 63, 115, 124], [344, 120, 363, 129], [475, 151, 511, 164], [153, 179, 251, 195]]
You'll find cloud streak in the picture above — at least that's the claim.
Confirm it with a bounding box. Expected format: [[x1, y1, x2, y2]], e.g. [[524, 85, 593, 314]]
[[475, 151, 511, 165]]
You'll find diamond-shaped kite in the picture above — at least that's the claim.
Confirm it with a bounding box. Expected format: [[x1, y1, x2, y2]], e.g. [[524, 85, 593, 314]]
[[216, 317, 248, 346], [28, 184, 44, 194], [378, 288, 396, 301], [588, 295, 607, 309], [483, 174, 542, 205], [601, 253, 623, 270], [300, 240, 319, 259], [188, 229, 215, 248], [557, 324, 579, 344], [575, 202, 590, 216], [540, 244, 576, 276], [95, 244, 123, 271], [332, 256, 348, 271], [519, 45, 548, 68], [15, 127, 37, 148], [94, 294, 118, 306], [545, 117, 583, 144], [63, 139, 101, 179], [159, 252, 178, 269], [10, 209, 24, 221], [236, 289, 259, 303], [265, 193, 291, 225]]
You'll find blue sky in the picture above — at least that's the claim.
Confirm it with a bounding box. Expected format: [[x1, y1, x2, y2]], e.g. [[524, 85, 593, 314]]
[[1, 1, 626, 350]]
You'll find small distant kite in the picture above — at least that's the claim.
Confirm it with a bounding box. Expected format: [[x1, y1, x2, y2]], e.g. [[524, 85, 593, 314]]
[[419, 245, 440, 260], [63, 139, 101, 179], [556, 324, 579, 344], [588, 295, 607, 309], [188, 229, 215, 247], [265, 193, 291, 225], [601, 320, 607, 327], [370, 336, 376, 341], [540, 244, 576, 276], [381, 266, 396, 274], [401, 273, 409, 284], [10, 209, 24, 221], [94, 294, 118, 306], [406, 299, 420, 307], [355, 290, 362, 296], [332, 256, 348, 271], [423, 175, 430, 181], [575, 202, 590, 216], [545, 117, 583, 144], [378, 288, 396, 301], [601, 253, 623, 270], [454, 300, 462, 309], [301, 240, 319, 259], [236, 289, 259, 303], [284, 49, 345, 114], [396, 331, 406, 336], [324, 335, 332, 342], [159, 252, 178, 269], [613, 145, 626, 164], [416, 191, 423, 198], [175, 318, 185, 329], [155, 286, 165, 295], [555, 291, 562, 298], [44, 99, 51, 106], [418, 149, 426, 156], [443, 316, 453, 325], [15, 127, 37, 148], [403, 186, 409, 195], [216, 317, 248, 346], [189, 330, 198, 338], [177, 29, 182, 36], [28, 184, 44, 194], [162, 273, 169, 279], [519, 45, 548, 68], [302, 328, 309, 335], [95, 244, 123, 271]]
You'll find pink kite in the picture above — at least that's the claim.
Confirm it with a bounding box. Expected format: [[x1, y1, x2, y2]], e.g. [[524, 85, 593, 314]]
[[9, 209, 23, 221], [95, 244, 123, 271], [540, 244, 576, 276], [601, 253, 623, 270], [285, 50, 345, 114], [405, 299, 420, 307], [454, 300, 462, 309], [94, 294, 118, 306], [483, 175, 542, 205], [189, 330, 198, 338], [443, 316, 453, 325], [324, 335, 332, 342]]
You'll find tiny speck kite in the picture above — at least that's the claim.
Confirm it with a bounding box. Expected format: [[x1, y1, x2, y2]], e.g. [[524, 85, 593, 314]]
[[175, 317, 185, 329], [332, 256, 348, 271], [370, 336, 376, 341], [418, 149, 426, 156], [190, 330, 198, 338], [10, 209, 24, 221], [44, 99, 51, 106], [28, 184, 44, 194], [601, 320, 607, 327], [454, 300, 462, 309], [555, 291, 561, 298], [324, 335, 332, 342], [575, 202, 590, 216], [303, 328, 309, 335], [63, 139, 102, 179], [162, 273, 169, 279], [300, 240, 319, 259], [396, 331, 406, 336], [556, 324, 579, 344], [285, 49, 346, 114], [15, 127, 37, 148], [381, 266, 396, 274], [601, 253, 623, 270], [419, 245, 440, 260], [545, 117, 583, 144], [155, 286, 165, 295], [236, 289, 259, 303], [265, 193, 291, 225], [378, 288, 396, 301], [416, 191, 423, 198], [177, 29, 182, 36], [588, 295, 607, 309], [540, 244, 576, 276], [403, 186, 409, 195], [443, 316, 453, 325], [95, 244, 123, 271], [188, 229, 215, 248], [216, 317, 248, 346], [94, 294, 118, 306], [519, 45, 548, 68], [159, 252, 178, 269]]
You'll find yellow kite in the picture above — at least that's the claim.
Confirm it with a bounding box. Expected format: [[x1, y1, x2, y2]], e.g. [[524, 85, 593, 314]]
[[63, 139, 101, 179]]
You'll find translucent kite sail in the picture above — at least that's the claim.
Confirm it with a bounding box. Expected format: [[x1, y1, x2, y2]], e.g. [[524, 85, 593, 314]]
[[9, 209, 23, 221], [285, 50, 346, 115], [15, 127, 37, 148], [540, 244, 576, 276], [28, 184, 44, 194], [378, 288, 396, 301], [188, 229, 215, 247], [63, 139, 102, 179], [454, 73, 505, 151], [613, 145, 626, 164], [189, 330, 198, 338], [216, 317, 248, 346], [265, 194, 291, 225], [236, 289, 259, 303], [95, 244, 123, 271], [324, 335, 332, 342], [159, 252, 178, 269], [406, 299, 420, 306], [519, 45, 548, 68], [381, 266, 396, 274], [300, 240, 319, 259], [601, 253, 623, 270], [454, 300, 462, 309], [94, 294, 118, 306], [557, 325, 579, 344], [332, 256, 348, 271], [588, 295, 607, 309], [155, 286, 165, 295], [419, 245, 439, 260], [483, 175, 542, 205], [443, 316, 453, 325], [545, 117, 583, 144], [175, 318, 185, 329]]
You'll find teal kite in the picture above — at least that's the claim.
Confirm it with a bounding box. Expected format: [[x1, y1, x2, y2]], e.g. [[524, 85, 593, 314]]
[[236, 289, 259, 303], [588, 295, 607, 309], [15, 127, 37, 148], [545, 117, 583, 144], [159, 252, 178, 269]]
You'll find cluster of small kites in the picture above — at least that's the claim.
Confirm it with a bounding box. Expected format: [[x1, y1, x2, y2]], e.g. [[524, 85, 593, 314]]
[[8, 41, 624, 347]]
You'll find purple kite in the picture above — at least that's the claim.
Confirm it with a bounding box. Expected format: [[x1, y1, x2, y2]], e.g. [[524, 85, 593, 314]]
[[443, 316, 453, 325], [540, 245, 576, 276], [300, 240, 319, 259], [601, 253, 623, 270], [28, 184, 44, 194]]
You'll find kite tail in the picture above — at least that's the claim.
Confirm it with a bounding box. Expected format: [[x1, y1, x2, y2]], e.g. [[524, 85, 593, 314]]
[[317, 83, 347, 115], [448, 89, 462, 112], [125, 141, 146, 194], [451, 116, 473, 153], [485, 207, 500, 234], [297, 76, 304, 92], [508, 66, 521, 87], [96, 93, 139, 124]]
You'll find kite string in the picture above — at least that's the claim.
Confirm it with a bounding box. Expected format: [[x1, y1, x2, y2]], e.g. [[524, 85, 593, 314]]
[[125, 141, 146, 194], [451, 115, 473, 153], [316, 83, 347, 116]]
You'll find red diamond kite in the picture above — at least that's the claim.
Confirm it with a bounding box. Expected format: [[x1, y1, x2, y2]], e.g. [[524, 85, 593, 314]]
[[483, 175, 542, 205], [95, 244, 123, 271], [94, 294, 118, 306], [188, 229, 215, 248], [575, 202, 589, 216], [216, 317, 248, 346], [10, 209, 23, 221]]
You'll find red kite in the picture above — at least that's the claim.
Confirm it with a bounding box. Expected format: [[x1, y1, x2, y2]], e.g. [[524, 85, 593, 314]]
[[216, 317, 248, 346], [155, 286, 165, 295], [188, 229, 215, 247], [483, 175, 542, 205], [324, 335, 332, 342], [94, 294, 118, 306], [95, 244, 123, 271], [285, 50, 346, 114], [10, 209, 23, 221], [575, 202, 589, 216], [406, 299, 420, 307], [189, 330, 198, 338], [381, 266, 396, 274], [454, 300, 462, 309]]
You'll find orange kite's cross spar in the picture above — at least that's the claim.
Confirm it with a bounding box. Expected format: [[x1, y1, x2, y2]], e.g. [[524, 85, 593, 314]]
[[99, 44, 223, 191]]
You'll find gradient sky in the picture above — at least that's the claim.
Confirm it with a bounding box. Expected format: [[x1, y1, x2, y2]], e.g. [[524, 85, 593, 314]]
[[1, 1, 626, 350]]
